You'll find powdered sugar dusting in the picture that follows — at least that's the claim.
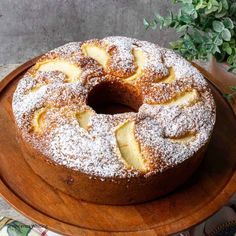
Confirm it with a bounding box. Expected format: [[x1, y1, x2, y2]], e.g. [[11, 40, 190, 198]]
[[105, 36, 136, 73], [12, 36, 216, 178]]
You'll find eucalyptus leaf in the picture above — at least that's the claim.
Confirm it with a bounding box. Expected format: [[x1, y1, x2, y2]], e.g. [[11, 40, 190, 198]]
[[222, 0, 229, 10], [143, 18, 150, 29], [193, 30, 204, 43], [179, 14, 192, 24], [212, 0, 219, 5], [217, 2, 223, 13], [196, 0, 206, 10], [205, 7, 217, 14], [222, 42, 230, 49], [213, 21, 225, 32], [154, 13, 164, 21], [227, 55, 235, 64], [182, 0, 192, 3], [215, 37, 223, 46], [215, 10, 227, 18], [207, 1, 212, 9], [225, 47, 232, 55], [176, 24, 188, 32], [221, 28, 231, 41], [182, 3, 195, 14], [144, 0, 236, 77], [229, 3, 236, 16], [223, 17, 234, 29]]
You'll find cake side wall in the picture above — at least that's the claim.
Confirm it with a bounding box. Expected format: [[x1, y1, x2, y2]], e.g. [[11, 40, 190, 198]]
[[19, 133, 208, 205]]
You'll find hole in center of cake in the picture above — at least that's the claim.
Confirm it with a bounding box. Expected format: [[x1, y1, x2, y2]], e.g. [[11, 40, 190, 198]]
[[86, 81, 143, 114]]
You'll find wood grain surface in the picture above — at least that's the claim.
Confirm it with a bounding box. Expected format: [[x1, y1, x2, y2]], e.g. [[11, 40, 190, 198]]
[[0, 58, 236, 236], [0, 64, 35, 225]]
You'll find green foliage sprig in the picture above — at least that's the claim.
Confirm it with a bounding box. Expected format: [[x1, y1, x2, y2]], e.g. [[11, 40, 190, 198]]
[[143, 0, 236, 73], [224, 86, 236, 101]]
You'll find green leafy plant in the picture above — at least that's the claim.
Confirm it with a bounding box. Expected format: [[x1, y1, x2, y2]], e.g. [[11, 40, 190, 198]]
[[224, 86, 236, 100], [143, 0, 236, 75]]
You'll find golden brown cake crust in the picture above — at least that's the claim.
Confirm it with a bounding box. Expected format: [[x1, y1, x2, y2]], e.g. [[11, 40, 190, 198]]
[[12, 36, 216, 204], [20, 133, 208, 204]]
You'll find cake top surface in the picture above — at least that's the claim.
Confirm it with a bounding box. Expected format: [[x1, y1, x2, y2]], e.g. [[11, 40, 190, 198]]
[[12, 36, 216, 179]]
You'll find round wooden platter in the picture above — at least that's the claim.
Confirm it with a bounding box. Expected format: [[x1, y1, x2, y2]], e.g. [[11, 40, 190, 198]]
[[0, 58, 236, 236]]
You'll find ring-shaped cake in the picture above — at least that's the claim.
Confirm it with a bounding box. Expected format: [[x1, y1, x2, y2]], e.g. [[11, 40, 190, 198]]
[[12, 36, 216, 204]]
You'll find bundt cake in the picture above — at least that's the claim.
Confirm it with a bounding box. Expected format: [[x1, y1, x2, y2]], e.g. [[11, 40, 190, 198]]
[[12, 36, 216, 204]]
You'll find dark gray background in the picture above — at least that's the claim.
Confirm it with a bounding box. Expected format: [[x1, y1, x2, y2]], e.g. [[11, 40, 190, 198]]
[[0, 0, 176, 64]]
